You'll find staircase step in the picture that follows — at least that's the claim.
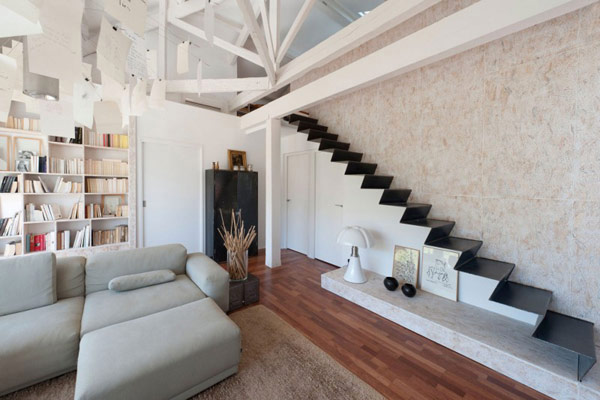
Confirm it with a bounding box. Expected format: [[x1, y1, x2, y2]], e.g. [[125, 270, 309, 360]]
[[380, 189, 412, 204], [402, 218, 455, 243], [331, 149, 363, 163], [456, 257, 515, 281], [489, 281, 552, 316], [307, 130, 338, 142], [427, 236, 483, 266], [286, 113, 318, 125], [398, 203, 432, 221], [361, 175, 393, 189], [345, 161, 377, 175], [319, 139, 350, 151], [297, 121, 328, 133], [532, 311, 596, 381]]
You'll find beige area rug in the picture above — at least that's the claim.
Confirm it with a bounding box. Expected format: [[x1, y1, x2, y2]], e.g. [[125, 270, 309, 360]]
[[4, 305, 383, 400]]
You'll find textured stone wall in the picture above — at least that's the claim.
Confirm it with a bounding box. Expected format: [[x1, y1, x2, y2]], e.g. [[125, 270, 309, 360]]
[[295, 1, 600, 331]]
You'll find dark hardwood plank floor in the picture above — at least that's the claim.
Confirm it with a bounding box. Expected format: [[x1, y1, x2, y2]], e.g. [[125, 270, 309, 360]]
[[236, 249, 551, 400]]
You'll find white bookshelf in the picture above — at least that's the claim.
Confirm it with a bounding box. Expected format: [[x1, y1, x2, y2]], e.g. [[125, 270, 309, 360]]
[[0, 127, 130, 257]]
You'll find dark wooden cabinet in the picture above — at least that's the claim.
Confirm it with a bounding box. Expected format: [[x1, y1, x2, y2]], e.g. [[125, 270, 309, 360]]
[[205, 169, 258, 262]]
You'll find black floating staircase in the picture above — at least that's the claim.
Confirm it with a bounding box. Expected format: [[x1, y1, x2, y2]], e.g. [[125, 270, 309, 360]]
[[285, 113, 597, 381]]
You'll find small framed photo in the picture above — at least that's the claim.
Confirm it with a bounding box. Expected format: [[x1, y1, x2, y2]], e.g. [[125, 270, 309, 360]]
[[102, 194, 125, 216], [0, 135, 11, 171], [420, 246, 460, 301], [13, 137, 42, 172], [227, 149, 247, 171], [392, 245, 419, 286]]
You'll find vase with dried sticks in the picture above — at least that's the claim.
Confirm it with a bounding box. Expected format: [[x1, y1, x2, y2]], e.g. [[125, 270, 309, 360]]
[[218, 209, 256, 281]]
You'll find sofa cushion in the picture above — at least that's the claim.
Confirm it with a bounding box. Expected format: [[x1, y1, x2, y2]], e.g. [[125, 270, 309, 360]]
[[85, 244, 187, 294], [57, 256, 86, 299], [81, 274, 205, 336], [0, 252, 56, 316], [0, 296, 84, 396], [75, 298, 241, 400], [108, 269, 175, 292]]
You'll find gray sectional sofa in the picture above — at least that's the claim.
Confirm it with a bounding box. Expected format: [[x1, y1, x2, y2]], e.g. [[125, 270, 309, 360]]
[[0, 244, 241, 399]]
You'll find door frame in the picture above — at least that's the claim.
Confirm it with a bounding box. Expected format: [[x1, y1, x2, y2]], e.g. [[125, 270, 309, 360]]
[[282, 149, 316, 258], [137, 136, 204, 251]]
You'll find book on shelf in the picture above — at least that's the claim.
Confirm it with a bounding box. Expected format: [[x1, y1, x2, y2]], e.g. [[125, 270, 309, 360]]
[[85, 178, 128, 193], [0, 175, 19, 193], [53, 177, 82, 193], [26, 203, 62, 221], [93, 225, 128, 246], [0, 211, 22, 236], [25, 232, 56, 253], [85, 159, 128, 176], [116, 205, 128, 217], [48, 127, 83, 144], [72, 225, 91, 248], [69, 202, 85, 220], [85, 204, 102, 218], [56, 230, 71, 250], [5, 116, 40, 131], [49, 157, 84, 174], [29, 156, 47, 173], [3, 241, 22, 257], [86, 133, 128, 149]]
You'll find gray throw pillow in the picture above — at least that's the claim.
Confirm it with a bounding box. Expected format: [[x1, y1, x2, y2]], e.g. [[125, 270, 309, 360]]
[[108, 269, 175, 292]]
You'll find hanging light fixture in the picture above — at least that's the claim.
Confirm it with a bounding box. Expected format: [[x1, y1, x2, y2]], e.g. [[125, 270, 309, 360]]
[[22, 37, 59, 101]]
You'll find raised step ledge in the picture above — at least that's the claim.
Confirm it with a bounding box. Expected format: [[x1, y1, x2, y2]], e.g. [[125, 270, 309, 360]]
[[321, 268, 599, 399]]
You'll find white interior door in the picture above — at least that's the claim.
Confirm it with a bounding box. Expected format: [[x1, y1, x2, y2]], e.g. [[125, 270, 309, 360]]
[[142, 140, 203, 252], [286, 152, 310, 254], [315, 152, 347, 267]]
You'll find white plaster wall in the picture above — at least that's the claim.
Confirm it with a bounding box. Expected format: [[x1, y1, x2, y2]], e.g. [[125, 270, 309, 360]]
[[136, 101, 266, 248]]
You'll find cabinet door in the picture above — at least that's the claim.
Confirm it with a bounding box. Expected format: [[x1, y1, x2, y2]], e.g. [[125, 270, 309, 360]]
[[315, 152, 347, 267]]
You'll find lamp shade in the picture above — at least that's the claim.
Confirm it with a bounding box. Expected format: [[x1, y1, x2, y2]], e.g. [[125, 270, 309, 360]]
[[22, 37, 59, 101], [337, 226, 371, 248]]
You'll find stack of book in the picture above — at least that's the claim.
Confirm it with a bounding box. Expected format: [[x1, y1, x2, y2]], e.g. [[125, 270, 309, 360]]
[[6, 116, 40, 131], [92, 225, 128, 246], [25, 203, 61, 221], [49, 157, 84, 174], [72, 225, 91, 248], [85, 133, 128, 148], [3, 241, 22, 257], [25, 232, 56, 253], [85, 204, 102, 218], [29, 155, 47, 173], [0, 211, 22, 236], [85, 178, 128, 193], [85, 159, 128, 176], [53, 177, 82, 193], [24, 178, 50, 193], [116, 205, 129, 217], [0, 176, 19, 193], [56, 231, 71, 250], [68, 202, 85, 220], [49, 127, 83, 144]]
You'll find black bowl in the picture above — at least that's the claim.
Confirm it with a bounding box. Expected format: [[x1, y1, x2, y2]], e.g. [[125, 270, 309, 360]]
[[383, 277, 399, 291], [401, 283, 416, 298]]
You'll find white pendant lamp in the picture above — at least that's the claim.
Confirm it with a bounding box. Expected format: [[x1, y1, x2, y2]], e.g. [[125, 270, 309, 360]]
[[22, 37, 59, 101]]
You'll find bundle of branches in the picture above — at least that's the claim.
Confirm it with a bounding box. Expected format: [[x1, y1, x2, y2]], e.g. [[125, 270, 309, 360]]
[[218, 209, 256, 280]]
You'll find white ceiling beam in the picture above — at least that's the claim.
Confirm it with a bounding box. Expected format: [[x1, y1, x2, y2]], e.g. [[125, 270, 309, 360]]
[[168, 16, 264, 67], [240, 0, 596, 130], [226, 1, 260, 65], [236, 0, 277, 84], [166, 77, 270, 93], [228, 0, 440, 112], [259, 0, 276, 64], [275, 0, 316, 65], [269, 0, 279, 54], [169, 0, 225, 19]]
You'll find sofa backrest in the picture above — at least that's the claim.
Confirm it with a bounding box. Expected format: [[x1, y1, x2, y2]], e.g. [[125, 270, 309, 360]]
[[85, 244, 187, 294], [0, 252, 56, 316], [56, 256, 86, 299]]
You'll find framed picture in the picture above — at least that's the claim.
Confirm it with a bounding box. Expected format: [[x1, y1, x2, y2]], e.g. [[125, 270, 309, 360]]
[[227, 149, 247, 170], [420, 246, 460, 301], [13, 137, 42, 172], [392, 245, 419, 286], [0, 135, 11, 171], [102, 194, 124, 216]]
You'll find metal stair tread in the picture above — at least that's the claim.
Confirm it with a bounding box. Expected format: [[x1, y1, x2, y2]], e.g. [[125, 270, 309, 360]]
[[361, 175, 394, 189], [532, 311, 596, 360], [306, 130, 339, 142], [287, 113, 318, 125], [331, 149, 363, 162], [456, 257, 515, 281], [380, 189, 412, 204], [402, 218, 455, 229], [489, 281, 552, 316], [297, 121, 328, 132], [427, 236, 483, 253]]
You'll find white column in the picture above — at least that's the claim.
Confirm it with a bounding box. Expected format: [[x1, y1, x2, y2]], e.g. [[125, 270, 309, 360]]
[[265, 118, 281, 268]]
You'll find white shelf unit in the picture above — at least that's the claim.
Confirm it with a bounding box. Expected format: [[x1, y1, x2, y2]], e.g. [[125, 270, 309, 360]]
[[0, 127, 130, 256]]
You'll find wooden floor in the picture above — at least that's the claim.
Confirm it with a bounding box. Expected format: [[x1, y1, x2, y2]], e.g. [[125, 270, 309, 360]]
[[239, 249, 551, 400]]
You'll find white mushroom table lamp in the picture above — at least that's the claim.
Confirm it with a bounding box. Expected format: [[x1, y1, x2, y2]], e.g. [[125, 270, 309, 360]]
[[337, 226, 371, 284]]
